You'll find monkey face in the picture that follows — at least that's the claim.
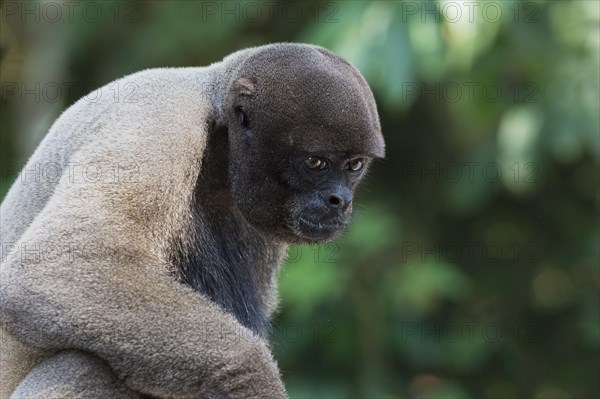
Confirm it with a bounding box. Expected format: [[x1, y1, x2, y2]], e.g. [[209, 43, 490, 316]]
[[283, 151, 371, 242], [228, 143, 371, 243], [226, 102, 375, 244], [224, 44, 384, 244]]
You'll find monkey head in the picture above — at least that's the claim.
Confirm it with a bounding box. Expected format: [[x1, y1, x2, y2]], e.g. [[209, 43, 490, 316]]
[[224, 44, 384, 244]]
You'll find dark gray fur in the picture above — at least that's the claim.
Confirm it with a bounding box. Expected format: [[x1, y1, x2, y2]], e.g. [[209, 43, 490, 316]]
[[172, 123, 277, 337]]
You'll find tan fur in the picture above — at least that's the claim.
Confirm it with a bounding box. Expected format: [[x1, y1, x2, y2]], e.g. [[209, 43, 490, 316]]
[[10, 351, 141, 399], [1, 61, 285, 398]]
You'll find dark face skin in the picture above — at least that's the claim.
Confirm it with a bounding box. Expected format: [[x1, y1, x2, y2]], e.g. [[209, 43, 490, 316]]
[[223, 45, 384, 244], [287, 151, 371, 242], [227, 102, 374, 244]]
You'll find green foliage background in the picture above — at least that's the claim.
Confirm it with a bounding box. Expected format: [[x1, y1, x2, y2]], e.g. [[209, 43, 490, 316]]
[[1, 1, 598, 398]]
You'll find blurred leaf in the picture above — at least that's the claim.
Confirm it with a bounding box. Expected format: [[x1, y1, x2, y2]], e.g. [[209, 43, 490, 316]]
[[387, 261, 471, 314]]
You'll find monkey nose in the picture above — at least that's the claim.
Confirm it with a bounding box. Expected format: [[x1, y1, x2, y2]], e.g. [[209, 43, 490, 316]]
[[323, 187, 353, 211]]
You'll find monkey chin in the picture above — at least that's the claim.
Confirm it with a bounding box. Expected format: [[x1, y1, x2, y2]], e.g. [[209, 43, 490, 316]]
[[290, 215, 348, 244]]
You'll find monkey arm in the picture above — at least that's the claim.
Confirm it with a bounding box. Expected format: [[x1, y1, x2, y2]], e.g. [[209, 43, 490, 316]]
[[0, 214, 286, 399], [10, 350, 142, 399], [1, 253, 286, 399]]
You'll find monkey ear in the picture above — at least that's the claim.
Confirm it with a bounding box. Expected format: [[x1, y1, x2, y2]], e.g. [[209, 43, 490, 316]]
[[232, 78, 256, 96]]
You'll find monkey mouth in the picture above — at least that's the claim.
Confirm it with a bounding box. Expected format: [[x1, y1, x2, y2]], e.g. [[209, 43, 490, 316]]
[[298, 216, 346, 230], [295, 215, 349, 241]]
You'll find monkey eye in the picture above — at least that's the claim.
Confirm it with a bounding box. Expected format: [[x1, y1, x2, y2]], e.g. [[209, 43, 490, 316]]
[[304, 156, 328, 171], [236, 107, 249, 129], [346, 158, 365, 172]]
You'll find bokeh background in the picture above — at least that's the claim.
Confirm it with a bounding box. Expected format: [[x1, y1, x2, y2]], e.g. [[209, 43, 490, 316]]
[[1, 1, 598, 398]]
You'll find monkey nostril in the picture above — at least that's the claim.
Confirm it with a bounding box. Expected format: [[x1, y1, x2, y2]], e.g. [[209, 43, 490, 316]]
[[328, 195, 342, 207], [324, 188, 353, 210]]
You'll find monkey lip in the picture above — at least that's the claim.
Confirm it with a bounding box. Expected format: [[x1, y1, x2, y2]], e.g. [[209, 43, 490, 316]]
[[297, 215, 348, 232]]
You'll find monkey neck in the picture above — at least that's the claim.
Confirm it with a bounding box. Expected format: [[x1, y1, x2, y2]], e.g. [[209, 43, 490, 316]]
[[170, 123, 286, 338]]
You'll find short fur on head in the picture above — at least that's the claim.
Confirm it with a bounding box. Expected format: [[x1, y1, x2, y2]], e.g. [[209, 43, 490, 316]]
[[0, 43, 384, 399]]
